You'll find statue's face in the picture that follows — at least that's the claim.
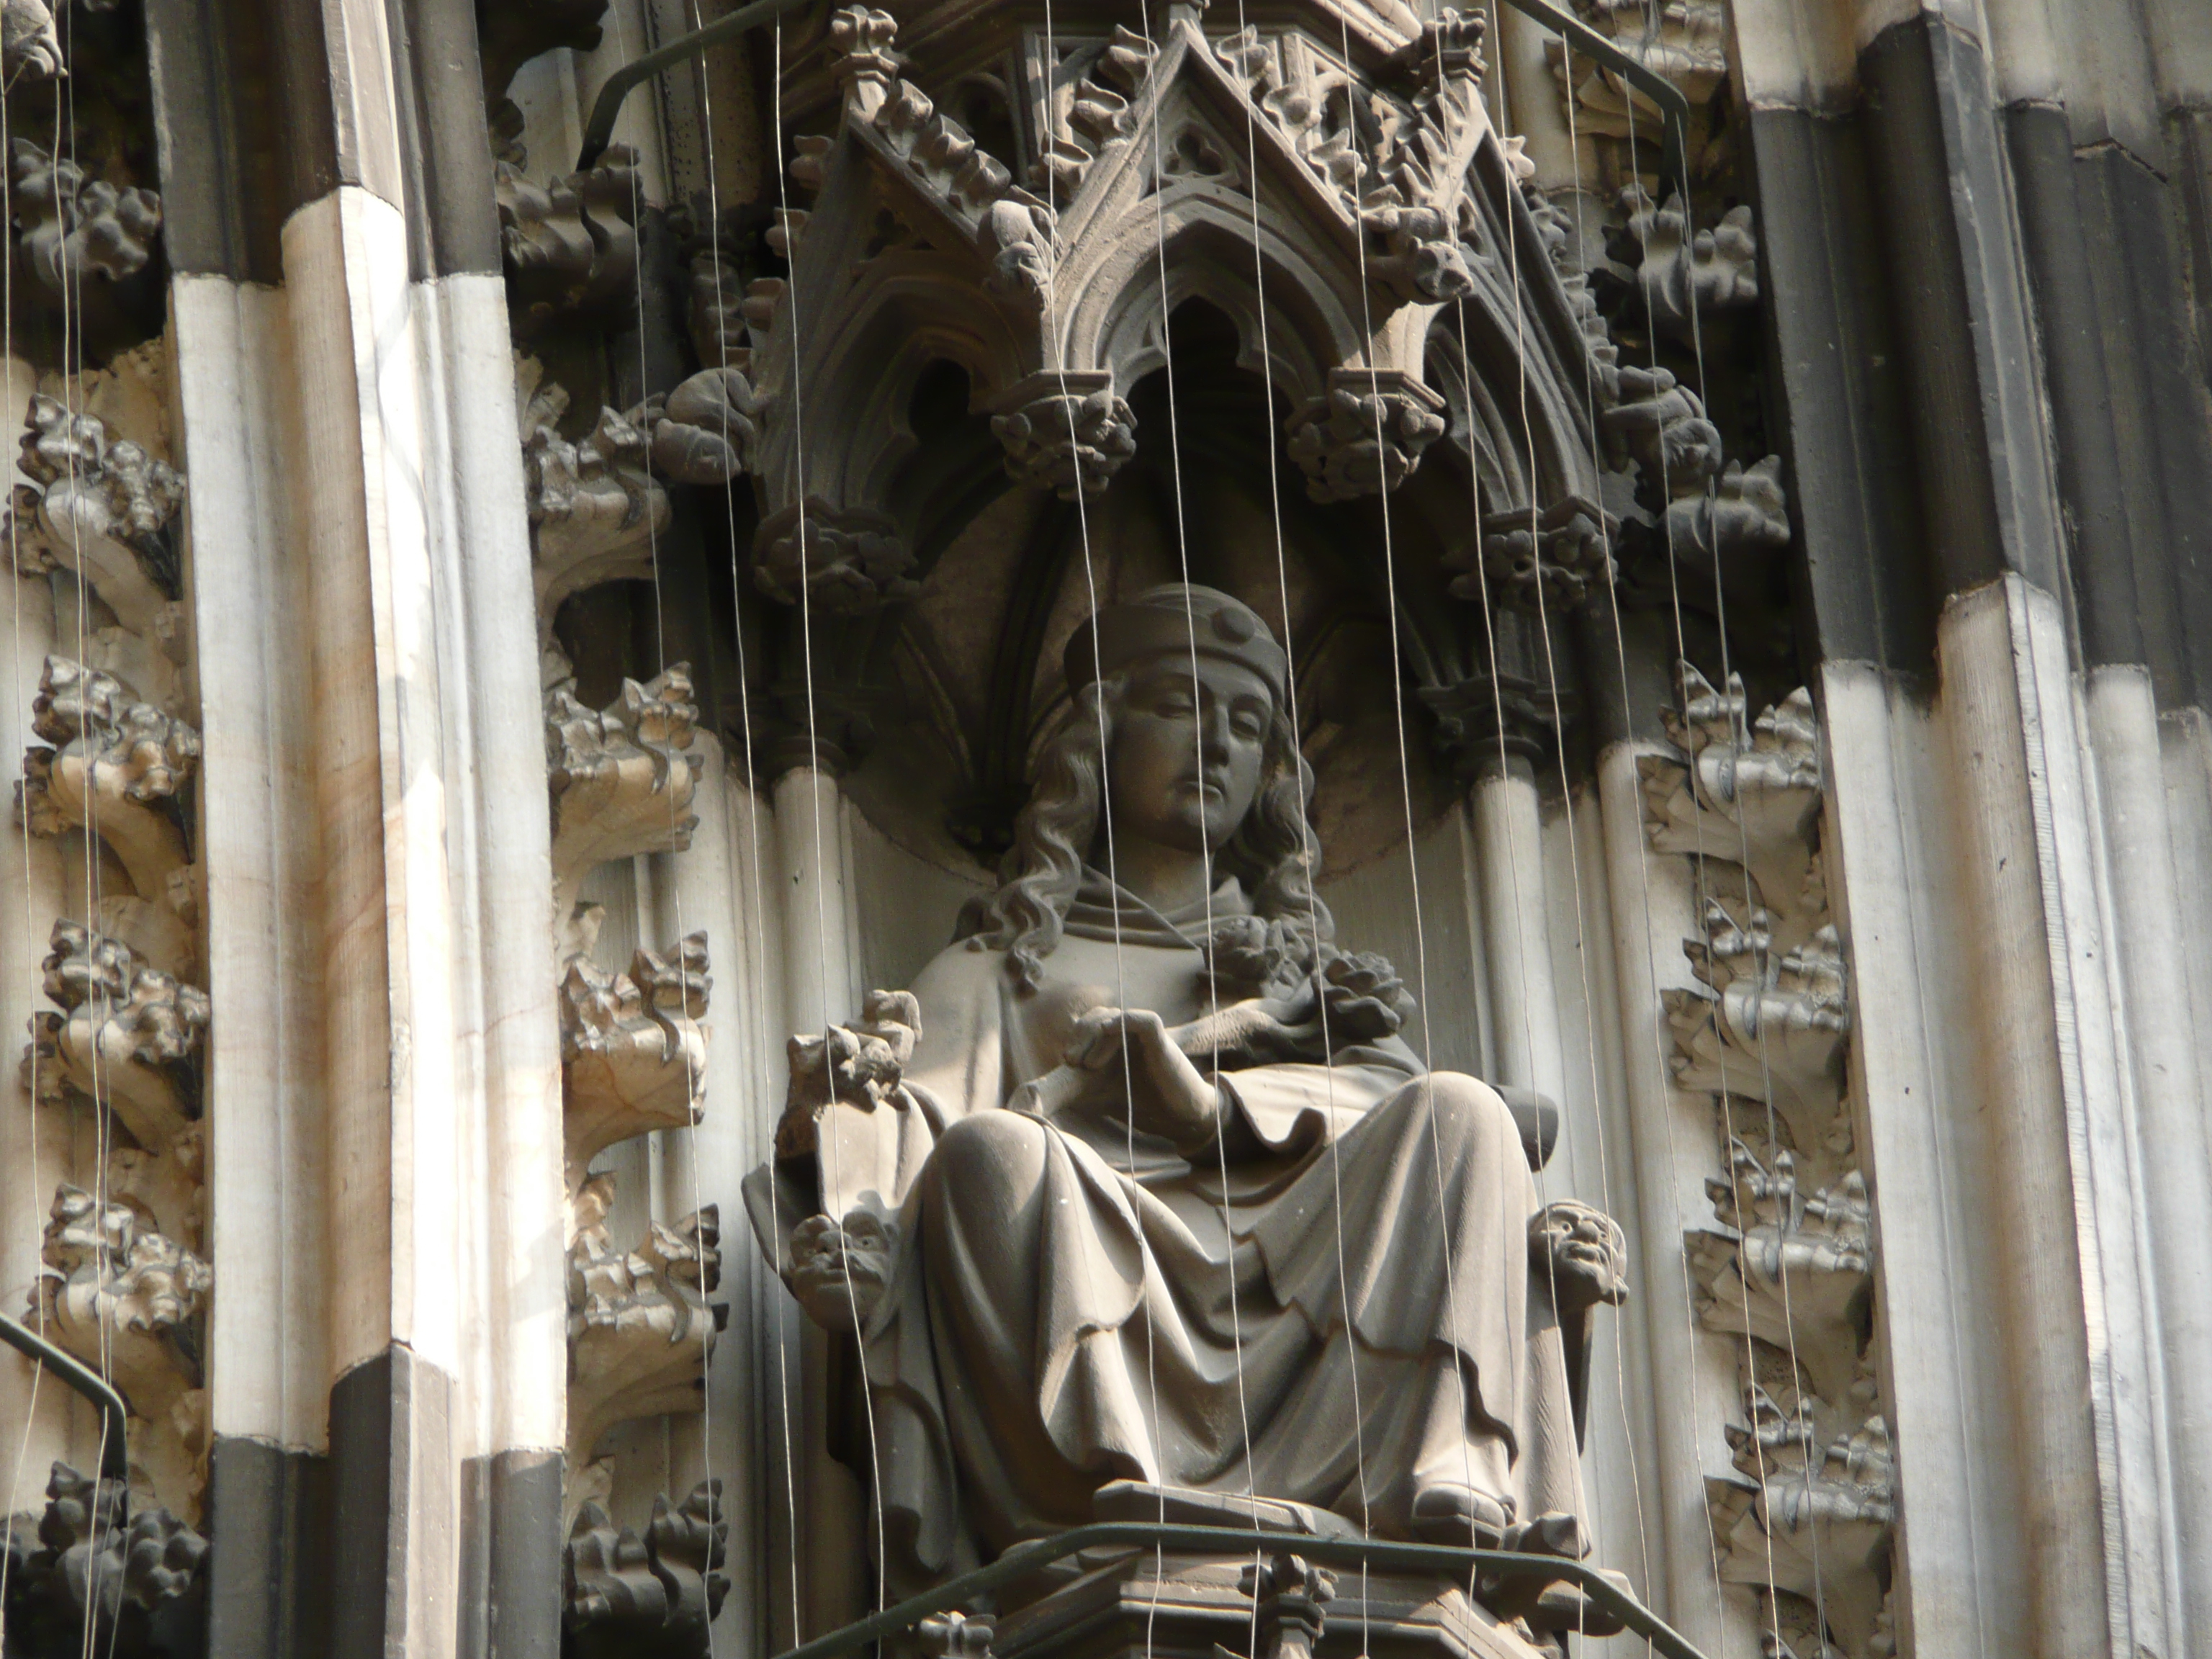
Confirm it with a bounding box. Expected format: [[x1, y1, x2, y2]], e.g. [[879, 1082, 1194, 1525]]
[[1107, 657, 1273, 854]]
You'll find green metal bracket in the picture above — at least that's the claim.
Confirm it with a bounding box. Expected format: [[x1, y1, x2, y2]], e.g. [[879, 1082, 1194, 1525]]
[[770, 1521, 1710, 1659], [575, 0, 1692, 188], [577, 0, 821, 171], [0, 1309, 130, 1498], [1496, 0, 1693, 187]]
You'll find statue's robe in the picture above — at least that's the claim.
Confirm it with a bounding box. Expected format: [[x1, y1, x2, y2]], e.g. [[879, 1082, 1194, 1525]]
[[770, 873, 1588, 1593]]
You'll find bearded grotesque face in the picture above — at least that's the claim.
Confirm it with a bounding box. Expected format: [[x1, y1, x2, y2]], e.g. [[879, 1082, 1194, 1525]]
[[1105, 656, 1274, 855]]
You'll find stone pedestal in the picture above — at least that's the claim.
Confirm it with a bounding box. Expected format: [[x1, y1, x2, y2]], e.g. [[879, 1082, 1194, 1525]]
[[992, 1550, 1550, 1659]]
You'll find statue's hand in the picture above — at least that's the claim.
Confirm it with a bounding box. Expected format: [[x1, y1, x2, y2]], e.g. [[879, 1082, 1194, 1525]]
[[1530, 1200, 1629, 1313], [786, 1207, 896, 1334], [1064, 1007, 1223, 1147]]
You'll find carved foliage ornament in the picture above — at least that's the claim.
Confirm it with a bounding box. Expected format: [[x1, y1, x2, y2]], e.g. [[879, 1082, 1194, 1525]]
[[564, 1480, 730, 1657], [1642, 664, 1892, 1658], [6, 393, 184, 637], [1, 1460, 207, 1656]]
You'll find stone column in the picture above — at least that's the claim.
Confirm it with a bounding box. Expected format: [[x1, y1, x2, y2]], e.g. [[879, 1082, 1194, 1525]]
[[769, 754, 869, 1638], [147, 0, 566, 1653]]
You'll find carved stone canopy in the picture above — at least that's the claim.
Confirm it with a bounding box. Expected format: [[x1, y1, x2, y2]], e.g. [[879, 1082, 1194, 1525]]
[[739, 0, 1617, 596]]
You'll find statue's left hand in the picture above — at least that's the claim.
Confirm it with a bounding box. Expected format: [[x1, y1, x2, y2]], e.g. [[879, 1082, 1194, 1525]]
[[1065, 1007, 1223, 1147], [1530, 1200, 1629, 1313]]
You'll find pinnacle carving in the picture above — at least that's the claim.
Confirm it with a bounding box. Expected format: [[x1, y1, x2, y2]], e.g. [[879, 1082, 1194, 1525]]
[[0, 1460, 209, 1655], [11, 140, 163, 295], [546, 666, 702, 919], [18, 656, 198, 906], [1285, 371, 1447, 501], [562, 925, 709, 1196], [4, 395, 184, 636], [567, 1175, 722, 1484], [563, 1480, 729, 1656], [989, 376, 1137, 498]]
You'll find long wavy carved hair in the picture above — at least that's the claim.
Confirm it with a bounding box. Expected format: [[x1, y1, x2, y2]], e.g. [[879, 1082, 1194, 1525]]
[[977, 670, 1335, 992]]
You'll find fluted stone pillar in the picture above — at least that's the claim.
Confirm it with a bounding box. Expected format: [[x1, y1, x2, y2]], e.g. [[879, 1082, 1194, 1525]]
[[148, 0, 566, 1652]]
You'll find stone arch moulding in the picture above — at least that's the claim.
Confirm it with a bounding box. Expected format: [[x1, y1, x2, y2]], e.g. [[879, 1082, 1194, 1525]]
[[739, 0, 1617, 579]]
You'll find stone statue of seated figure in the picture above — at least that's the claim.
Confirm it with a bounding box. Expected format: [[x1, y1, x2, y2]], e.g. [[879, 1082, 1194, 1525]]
[[747, 585, 1629, 1639]]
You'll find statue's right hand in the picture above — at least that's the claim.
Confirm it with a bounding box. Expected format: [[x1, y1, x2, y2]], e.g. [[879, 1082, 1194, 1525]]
[[786, 1208, 895, 1334]]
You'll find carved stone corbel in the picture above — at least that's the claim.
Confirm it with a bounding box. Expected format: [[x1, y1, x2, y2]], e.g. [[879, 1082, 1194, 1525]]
[[1285, 369, 1447, 501], [566, 1177, 722, 1498], [19, 655, 199, 912], [32, 1187, 210, 1513], [547, 666, 702, 925], [4, 394, 184, 638], [0, 1460, 208, 1655], [562, 926, 709, 1196], [563, 1480, 729, 1658], [11, 139, 163, 297], [989, 373, 1138, 498]]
